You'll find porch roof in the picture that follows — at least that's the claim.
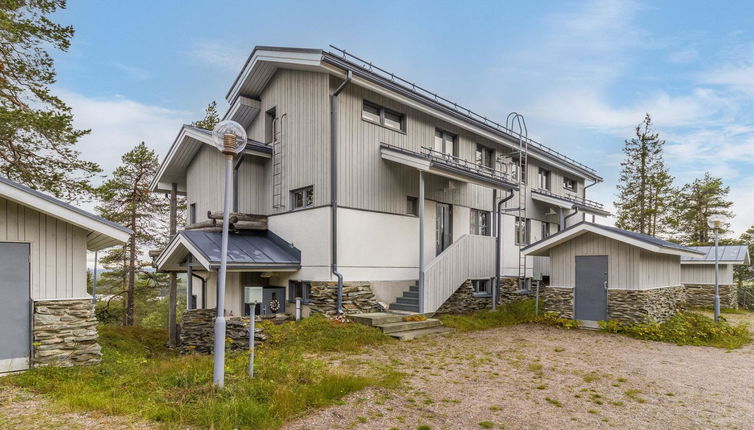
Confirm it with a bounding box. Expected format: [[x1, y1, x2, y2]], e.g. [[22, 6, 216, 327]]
[[379, 143, 518, 190], [155, 229, 301, 272], [531, 188, 611, 217], [681, 245, 750, 265]]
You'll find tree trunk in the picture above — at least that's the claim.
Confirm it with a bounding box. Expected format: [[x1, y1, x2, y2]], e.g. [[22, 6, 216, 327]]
[[168, 183, 178, 347], [126, 218, 136, 326]]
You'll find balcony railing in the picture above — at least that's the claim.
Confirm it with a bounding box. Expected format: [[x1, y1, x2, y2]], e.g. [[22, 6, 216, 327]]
[[532, 187, 605, 211], [420, 146, 515, 184]]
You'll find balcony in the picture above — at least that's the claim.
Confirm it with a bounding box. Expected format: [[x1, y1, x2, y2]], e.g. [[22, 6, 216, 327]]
[[380, 143, 518, 190], [531, 187, 610, 216]]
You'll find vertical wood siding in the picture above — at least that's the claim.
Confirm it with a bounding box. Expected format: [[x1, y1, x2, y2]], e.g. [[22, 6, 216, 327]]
[[681, 264, 734, 285], [0, 197, 88, 299]]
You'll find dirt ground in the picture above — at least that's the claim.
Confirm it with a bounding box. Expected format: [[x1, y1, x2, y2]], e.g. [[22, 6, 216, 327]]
[[286, 313, 754, 430]]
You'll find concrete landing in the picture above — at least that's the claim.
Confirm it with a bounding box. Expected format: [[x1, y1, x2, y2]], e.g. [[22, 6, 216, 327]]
[[351, 312, 454, 340]]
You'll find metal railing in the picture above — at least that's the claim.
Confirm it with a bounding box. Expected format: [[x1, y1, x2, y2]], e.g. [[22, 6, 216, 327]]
[[325, 45, 599, 177], [531, 187, 605, 211]]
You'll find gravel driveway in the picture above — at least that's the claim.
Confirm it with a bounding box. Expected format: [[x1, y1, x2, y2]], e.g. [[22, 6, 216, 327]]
[[286, 315, 754, 430]]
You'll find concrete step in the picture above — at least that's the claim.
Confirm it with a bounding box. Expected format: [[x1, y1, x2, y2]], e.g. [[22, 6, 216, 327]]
[[376, 318, 442, 334], [389, 302, 420, 312], [409, 285, 419, 292], [350, 312, 409, 326], [389, 326, 455, 341], [402, 290, 418, 298], [396, 296, 419, 305]]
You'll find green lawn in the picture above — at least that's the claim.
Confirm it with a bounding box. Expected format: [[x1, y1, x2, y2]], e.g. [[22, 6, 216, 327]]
[[3, 316, 399, 430]]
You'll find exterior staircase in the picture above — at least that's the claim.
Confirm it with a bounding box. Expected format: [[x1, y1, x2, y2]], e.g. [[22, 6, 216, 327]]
[[350, 312, 454, 340], [389, 283, 420, 312]]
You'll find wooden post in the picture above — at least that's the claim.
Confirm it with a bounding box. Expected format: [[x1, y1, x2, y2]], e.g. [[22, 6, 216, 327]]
[[168, 183, 178, 347]]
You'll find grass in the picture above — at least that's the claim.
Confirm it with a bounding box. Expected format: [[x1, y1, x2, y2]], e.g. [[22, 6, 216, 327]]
[[438, 299, 581, 332], [2, 315, 400, 429], [599, 311, 751, 349]]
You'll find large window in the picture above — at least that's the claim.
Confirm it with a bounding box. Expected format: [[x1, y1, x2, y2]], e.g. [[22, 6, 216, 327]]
[[537, 168, 551, 191], [515, 217, 530, 246], [471, 279, 492, 297], [563, 177, 577, 192], [362, 100, 405, 132], [470, 209, 490, 236], [291, 186, 314, 210], [288, 281, 311, 304], [475, 144, 494, 169], [434, 129, 456, 156]]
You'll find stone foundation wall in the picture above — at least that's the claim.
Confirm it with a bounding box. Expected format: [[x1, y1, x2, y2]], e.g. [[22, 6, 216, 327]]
[[541, 287, 574, 319], [309, 282, 379, 315], [180, 308, 266, 354], [608, 286, 686, 323], [32, 299, 102, 367], [435, 278, 532, 314], [684, 284, 738, 309]]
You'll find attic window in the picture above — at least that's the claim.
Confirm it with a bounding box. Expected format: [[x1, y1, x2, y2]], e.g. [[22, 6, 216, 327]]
[[362, 100, 405, 132]]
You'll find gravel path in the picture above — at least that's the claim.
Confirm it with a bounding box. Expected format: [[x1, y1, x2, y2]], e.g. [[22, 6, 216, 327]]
[[286, 318, 754, 430]]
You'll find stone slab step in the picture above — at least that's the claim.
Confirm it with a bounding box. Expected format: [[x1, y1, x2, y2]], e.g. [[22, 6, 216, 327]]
[[389, 326, 455, 341], [376, 318, 441, 334], [389, 303, 420, 312], [350, 312, 409, 326]]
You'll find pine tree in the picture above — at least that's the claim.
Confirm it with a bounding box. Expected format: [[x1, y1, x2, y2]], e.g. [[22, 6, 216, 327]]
[[614, 114, 674, 236], [192, 101, 220, 130], [0, 0, 100, 200], [96, 142, 169, 325], [733, 225, 754, 289], [669, 172, 734, 244]]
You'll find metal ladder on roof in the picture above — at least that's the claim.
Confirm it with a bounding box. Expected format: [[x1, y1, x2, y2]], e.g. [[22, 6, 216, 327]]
[[271, 115, 285, 209], [507, 112, 530, 292]]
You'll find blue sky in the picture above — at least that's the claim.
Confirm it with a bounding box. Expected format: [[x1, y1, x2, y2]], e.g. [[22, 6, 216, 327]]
[[52, 0, 754, 236]]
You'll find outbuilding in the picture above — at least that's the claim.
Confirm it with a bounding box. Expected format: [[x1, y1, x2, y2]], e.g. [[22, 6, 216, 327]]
[[523, 222, 703, 325], [681, 245, 750, 308], [0, 176, 131, 372]]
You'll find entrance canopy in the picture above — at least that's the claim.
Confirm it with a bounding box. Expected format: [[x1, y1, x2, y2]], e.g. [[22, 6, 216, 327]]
[[155, 229, 301, 272]]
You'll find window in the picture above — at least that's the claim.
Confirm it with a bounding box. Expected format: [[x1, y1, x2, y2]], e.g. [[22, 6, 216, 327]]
[[288, 281, 311, 304], [470, 209, 490, 236], [541, 221, 551, 239], [537, 168, 551, 191], [434, 129, 456, 156], [512, 157, 527, 184], [362, 100, 405, 132], [515, 217, 530, 246], [563, 177, 577, 192], [471, 279, 492, 297], [475, 144, 494, 169], [291, 186, 314, 210], [406, 196, 418, 216], [189, 203, 197, 225], [265, 107, 277, 144]]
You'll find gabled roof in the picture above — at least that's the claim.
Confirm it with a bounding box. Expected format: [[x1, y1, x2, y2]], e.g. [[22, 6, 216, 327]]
[[522, 221, 704, 257], [155, 229, 301, 272], [681, 245, 750, 265], [151, 124, 271, 194], [0, 176, 132, 251], [225, 45, 601, 182]]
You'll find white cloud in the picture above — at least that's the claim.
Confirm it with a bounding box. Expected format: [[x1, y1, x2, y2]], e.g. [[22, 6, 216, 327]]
[[57, 89, 192, 179], [187, 41, 247, 73]]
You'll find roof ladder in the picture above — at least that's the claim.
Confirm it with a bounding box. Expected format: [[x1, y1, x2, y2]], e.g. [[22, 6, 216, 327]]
[[507, 112, 529, 292], [272, 115, 285, 209]]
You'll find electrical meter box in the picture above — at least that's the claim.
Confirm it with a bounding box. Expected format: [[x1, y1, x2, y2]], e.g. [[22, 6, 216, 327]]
[[244, 286, 263, 304]]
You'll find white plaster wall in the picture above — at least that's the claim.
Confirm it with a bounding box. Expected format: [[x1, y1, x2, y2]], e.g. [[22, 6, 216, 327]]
[[452, 206, 470, 242], [267, 206, 332, 281]]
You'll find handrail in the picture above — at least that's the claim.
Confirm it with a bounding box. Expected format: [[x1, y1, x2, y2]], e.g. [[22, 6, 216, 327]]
[[531, 187, 605, 211], [326, 45, 599, 177]]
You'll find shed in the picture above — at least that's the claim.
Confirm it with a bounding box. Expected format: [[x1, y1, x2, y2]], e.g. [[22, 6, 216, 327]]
[[523, 222, 703, 324], [681, 245, 750, 308], [0, 176, 131, 372]]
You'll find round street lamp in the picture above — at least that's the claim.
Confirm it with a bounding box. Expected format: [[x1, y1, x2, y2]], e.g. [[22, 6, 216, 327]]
[[707, 214, 726, 323], [211, 120, 247, 389]]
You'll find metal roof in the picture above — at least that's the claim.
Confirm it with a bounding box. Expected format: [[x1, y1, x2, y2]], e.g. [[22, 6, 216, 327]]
[[181, 229, 301, 269], [681, 245, 750, 264], [587, 223, 698, 254]]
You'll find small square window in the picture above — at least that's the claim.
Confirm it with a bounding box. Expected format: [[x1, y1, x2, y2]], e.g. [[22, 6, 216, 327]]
[[538, 168, 551, 191], [406, 196, 418, 216], [475, 144, 494, 169], [362, 101, 380, 123], [289, 281, 311, 304], [563, 177, 577, 192], [383, 109, 403, 131], [291, 186, 314, 210], [472, 279, 492, 296]]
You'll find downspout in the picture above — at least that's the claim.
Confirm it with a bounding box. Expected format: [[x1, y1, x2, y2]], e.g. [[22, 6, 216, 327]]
[[493, 190, 516, 310], [191, 272, 207, 309], [330, 70, 352, 315], [564, 206, 579, 228], [233, 153, 246, 212]]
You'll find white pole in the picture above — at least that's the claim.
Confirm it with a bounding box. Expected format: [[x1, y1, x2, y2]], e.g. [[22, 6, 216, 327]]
[[418, 171, 425, 314], [714, 228, 720, 323], [248, 304, 255, 378], [295, 297, 301, 321], [92, 251, 98, 304], [213, 151, 233, 388]]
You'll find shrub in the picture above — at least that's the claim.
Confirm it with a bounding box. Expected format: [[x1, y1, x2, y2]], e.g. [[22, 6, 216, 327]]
[[599, 312, 751, 349]]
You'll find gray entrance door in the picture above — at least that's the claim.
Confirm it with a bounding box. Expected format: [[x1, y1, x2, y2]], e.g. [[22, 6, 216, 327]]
[[0, 243, 31, 371], [575, 255, 608, 322], [436, 203, 452, 254]]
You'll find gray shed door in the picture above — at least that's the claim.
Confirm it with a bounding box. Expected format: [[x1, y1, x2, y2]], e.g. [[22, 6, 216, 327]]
[[575, 255, 608, 322], [0, 242, 31, 372]]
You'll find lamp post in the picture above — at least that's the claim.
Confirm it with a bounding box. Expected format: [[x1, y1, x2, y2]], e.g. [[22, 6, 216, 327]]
[[707, 214, 726, 323], [210, 120, 247, 388]]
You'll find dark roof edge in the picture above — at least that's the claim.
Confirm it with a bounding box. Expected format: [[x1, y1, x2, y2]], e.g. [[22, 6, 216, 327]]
[[226, 46, 323, 100]]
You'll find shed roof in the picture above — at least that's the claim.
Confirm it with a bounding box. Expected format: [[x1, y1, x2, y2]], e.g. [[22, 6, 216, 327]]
[[155, 229, 301, 272], [0, 176, 132, 251], [681, 245, 750, 265], [522, 221, 704, 257]]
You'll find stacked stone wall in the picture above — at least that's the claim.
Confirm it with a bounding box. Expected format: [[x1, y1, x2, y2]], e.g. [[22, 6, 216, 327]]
[[180, 308, 266, 354], [435, 278, 533, 314], [309, 282, 379, 315], [32, 299, 101, 367], [608, 286, 686, 323], [683, 284, 737, 309], [541, 287, 574, 319]]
